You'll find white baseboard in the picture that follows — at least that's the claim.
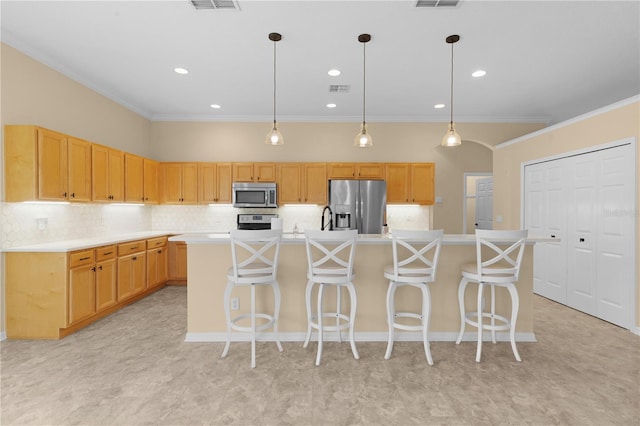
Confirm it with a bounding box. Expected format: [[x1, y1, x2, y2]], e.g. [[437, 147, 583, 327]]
[[185, 331, 537, 343], [0, 331, 6, 342], [631, 326, 640, 336]]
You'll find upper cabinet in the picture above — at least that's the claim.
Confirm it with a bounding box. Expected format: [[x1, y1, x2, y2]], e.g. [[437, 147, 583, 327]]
[[232, 162, 276, 182], [125, 154, 144, 203], [327, 163, 385, 180], [4, 125, 91, 202], [303, 163, 327, 205], [160, 162, 198, 204], [385, 163, 435, 205], [199, 162, 232, 204], [143, 159, 159, 204], [92, 144, 124, 202], [277, 163, 327, 205]]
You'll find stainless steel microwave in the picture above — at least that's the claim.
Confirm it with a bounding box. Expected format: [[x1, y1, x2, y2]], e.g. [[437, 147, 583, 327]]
[[232, 182, 278, 208]]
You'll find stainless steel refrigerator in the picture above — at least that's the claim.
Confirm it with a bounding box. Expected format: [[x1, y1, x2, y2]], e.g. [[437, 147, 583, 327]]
[[328, 180, 386, 234]]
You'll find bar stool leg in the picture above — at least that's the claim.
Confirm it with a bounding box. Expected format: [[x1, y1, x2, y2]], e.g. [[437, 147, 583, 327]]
[[251, 284, 256, 369], [221, 282, 233, 358], [491, 285, 497, 344], [316, 283, 325, 366], [421, 283, 433, 365], [347, 282, 359, 360], [303, 280, 313, 349], [272, 281, 283, 353], [384, 280, 396, 360], [507, 283, 522, 362], [456, 277, 469, 345], [336, 285, 342, 343], [476, 283, 485, 363]]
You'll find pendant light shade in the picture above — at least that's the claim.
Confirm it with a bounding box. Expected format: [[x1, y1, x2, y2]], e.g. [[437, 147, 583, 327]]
[[354, 33, 372, 148], [265, 32, 284, 146], [441, 34, 461, 147]]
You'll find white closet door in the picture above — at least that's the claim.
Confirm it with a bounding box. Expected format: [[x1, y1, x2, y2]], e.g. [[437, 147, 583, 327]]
[[525, 160, 567, 303], [475, 177, 493, 230], [596, 145, 633, 327]]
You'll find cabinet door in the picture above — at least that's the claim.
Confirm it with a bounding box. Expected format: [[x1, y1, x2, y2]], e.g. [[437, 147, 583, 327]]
[[328, 163, 355, 179], [92, 145, 110, 202], [125, 154, 144, 203], [157, 247, 168, 284], [255, 163, 276, 182], [69, 265, 96, 325], [216, 163, 233, 203], [163, 163, 183, 203], [278, 163, 302, 204], [131, 252, 146, 295], [357, 163, 384, 179], [233, 163, 254, 182], [198, 163, 217, 204], [147, 249, 158, 288], [38, 128, 68, 200], [143, 159, 159, 203], [304, 163, 327, 205], [385, 163, 411, 203], [67, 137, 92, 202], [117, 256, 133, 301], [168, 242, 188, 281], [108, 149, 125, 202], [181, 163, 199, 203], [96, 259, 117, 312], [410, 163, 435, 205]]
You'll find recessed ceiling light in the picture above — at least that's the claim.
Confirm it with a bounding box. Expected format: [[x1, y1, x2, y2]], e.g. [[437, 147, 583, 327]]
[[326, 103, 337, 108], [328, 69, 341, 77], [434, 104, 445, 109], [174, 67, 189, 75], [472, 70, 486, 78], [210, 104, 221, 109]]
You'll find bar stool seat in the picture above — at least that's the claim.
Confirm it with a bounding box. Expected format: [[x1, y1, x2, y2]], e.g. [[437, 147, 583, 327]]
[[456, 229, 528, 362], [383, 229, 443, 365], [303, 229, 359, 366], [221, 229, 283, 368]]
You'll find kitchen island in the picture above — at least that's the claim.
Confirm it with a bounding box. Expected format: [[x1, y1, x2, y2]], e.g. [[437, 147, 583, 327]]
[[170, 233, 551, 343]]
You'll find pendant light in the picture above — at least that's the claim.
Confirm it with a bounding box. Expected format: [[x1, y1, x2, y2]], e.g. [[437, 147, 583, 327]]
[[441, 34, 461, 147], [265, 32, 284, 145], [354, 33, 372, 148]]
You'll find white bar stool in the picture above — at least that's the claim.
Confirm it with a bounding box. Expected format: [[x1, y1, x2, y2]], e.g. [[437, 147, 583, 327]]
[[303, 229, 359, 366], [456, 229, 528, 362], [221, 229, 283, 368], [383, 229, 443, 365]]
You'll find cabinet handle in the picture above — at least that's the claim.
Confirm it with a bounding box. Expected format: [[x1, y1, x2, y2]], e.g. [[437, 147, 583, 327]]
[[104, 251, 113, 255], [80, 256, 91, 261], [98, 265, 103, 271], [132, 256, 137, 261], [157, 249, 162, 254], [130, 246, 138, 250], [63, 192, 68, 197], [91, 266, 96, 272], [70, 192, 75, 198]]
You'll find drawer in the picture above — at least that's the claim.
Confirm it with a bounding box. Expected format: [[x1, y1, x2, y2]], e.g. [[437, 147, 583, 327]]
[[69, 249, 95, 268], [147, 236, 168, 250], [95, 245, 116, 262], [118, 240, 145, 256]]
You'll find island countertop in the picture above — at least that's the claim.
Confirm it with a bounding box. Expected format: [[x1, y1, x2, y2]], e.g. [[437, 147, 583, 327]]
[[177, 231, 549, 345]]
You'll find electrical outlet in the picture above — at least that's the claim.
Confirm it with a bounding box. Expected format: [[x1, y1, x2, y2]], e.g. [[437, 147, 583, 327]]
[[231, 297, 239, 311]]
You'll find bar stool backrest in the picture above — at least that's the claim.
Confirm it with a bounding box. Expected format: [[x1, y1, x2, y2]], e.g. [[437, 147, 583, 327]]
[[229, 229, 282, 284], [475, 229, 528, 284], [304, 230, 358, 283], [391, 229, 444, 281]]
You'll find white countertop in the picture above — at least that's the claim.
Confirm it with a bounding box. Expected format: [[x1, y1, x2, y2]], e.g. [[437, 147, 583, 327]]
[[2, 231, 173, 252]]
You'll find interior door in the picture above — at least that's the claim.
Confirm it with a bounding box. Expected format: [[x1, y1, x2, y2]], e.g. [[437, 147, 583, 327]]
[[475, 177, 493, 230]]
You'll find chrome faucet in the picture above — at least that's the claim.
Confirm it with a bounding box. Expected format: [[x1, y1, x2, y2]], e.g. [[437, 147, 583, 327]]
[[321, 205, 333, 231]]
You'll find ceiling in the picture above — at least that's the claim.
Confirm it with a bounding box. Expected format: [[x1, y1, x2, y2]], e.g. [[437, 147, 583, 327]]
[[2, 0, 639, 126]]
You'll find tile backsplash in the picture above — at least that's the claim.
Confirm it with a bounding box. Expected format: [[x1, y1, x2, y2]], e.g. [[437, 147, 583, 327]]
[[0, 202, 431, 248]]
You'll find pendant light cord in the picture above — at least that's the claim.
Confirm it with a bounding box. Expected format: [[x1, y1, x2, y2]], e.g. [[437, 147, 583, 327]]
[[273, 39, 277, 127], [362, 41, 366, 126], [449, 41, 454, 127]]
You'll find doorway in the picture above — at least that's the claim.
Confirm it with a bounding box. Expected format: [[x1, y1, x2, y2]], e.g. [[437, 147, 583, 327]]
[[463, 173, 493, 234]]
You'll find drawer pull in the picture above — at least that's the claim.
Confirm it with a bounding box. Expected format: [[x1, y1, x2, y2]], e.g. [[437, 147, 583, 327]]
[[103, 251, 113, 255], [79, 256, 91, 261], [132, 256, 137, 261], [130, 246, 139, 250]]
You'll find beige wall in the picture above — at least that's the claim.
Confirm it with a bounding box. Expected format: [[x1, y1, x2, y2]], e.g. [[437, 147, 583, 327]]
[[493, 100, 640, 328]]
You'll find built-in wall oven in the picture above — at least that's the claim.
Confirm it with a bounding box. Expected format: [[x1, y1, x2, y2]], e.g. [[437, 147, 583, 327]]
[[232, 182, 277, 208]]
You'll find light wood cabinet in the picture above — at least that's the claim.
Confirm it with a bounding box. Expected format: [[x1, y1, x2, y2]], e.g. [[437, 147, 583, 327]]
[[199, 162, 232, 204], [125, 154, 144, 203], [160, 162, 198, 204], [328, 163, 356, 179], [356, 163, 385, 179], [327, 163, 384, 180], [95, 245, 117, 312], [147, 237, 168, 289], [67, 137, 92, 202], [233, 162, 276, 182], [4, 125, 91, 202], [385, 163, 435, 205], [92, 144, 125, 202], [277, 163, 327, 205], [143, 158, 159, 203], [117, 240, 146, 301], [168, 241, 188, 282], [68, 249, 96, 325]]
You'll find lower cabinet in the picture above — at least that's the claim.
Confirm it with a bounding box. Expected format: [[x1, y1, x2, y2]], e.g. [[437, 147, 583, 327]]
[[147, 236, 168, 288], [5, 236, 169, 339], [168, 241, 187, 283]]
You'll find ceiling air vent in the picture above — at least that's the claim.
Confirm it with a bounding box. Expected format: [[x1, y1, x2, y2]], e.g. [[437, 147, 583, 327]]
[[414, 0, 461, 7], [190, 0, 240, 10], [329, 85, 351, 93]]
